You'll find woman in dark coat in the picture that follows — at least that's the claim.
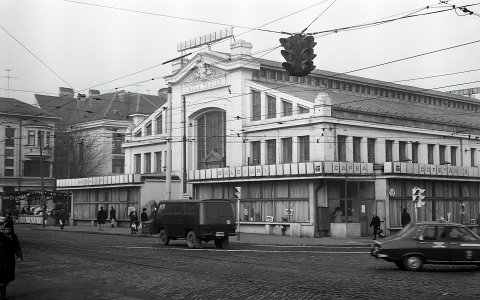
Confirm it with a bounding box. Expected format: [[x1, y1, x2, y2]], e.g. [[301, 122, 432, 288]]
[[0, 224, 22, 299], [129, 211, 139, 234]]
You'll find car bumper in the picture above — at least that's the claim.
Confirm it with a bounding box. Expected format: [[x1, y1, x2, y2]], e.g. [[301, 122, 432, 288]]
[[371, 245, 389, 259]]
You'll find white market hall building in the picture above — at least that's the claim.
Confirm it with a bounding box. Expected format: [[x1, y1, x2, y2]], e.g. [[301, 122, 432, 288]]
[[122, 39, 480, 238]]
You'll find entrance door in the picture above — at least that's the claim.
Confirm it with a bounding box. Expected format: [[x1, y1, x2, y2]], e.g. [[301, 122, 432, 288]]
[[360, 199, 374, 237]]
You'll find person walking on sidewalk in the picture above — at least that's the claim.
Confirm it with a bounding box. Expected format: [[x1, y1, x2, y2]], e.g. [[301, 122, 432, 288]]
[[58, 208, 68, 230], [129, 210, 139, 234], [140, 208, 148, 230], [0, 222, 22, 299], [109, 206, 116, 228], [97, 207, 107, 231], [370, 213, 384, 240], [401, 209, 411, 228]]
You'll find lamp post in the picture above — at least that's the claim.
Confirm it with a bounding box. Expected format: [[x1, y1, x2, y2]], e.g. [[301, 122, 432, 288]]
[[39, 130, 46, 228]]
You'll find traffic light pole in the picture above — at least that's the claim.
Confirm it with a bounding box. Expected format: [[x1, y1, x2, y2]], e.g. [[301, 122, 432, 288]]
[[237, 198, 240, 241]]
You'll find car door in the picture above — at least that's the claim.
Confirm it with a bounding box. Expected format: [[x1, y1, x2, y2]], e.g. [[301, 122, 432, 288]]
[[417, 225, 449, 262], [448, 226, 480, 262]]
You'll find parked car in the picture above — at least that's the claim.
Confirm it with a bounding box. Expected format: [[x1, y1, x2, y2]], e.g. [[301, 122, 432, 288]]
[[151, 199, 237, 249], [371, 221, 480, 271]]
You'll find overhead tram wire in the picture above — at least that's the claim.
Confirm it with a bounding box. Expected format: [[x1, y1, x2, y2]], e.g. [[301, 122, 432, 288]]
[[301, 0, 337, 34]]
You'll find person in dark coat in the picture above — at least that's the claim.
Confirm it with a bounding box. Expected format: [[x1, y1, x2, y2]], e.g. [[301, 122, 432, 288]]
[[0, 223, 22, 299], [2, 214, 14, 235], [109, 206, 116, 228], [97, 207, 107, 231], [129, 211, 139, 234], [401, 209, 411, 228], [370, 213, 384, 240], [58, 208, 68, 230]]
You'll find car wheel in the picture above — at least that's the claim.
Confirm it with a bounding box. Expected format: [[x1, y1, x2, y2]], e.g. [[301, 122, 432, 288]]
[[394, 261, 406, 270], [214, 237, 229, 249], [159, 229, 169, 246], [403, 255, 423, 271], [186, 231, 203, 249]]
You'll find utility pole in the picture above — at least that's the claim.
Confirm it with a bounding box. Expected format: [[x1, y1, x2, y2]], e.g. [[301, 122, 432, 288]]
[[182, 96, 187, 195], [165, 85, 172, 201], [39, 130, 46, 228], [1, 69, 18, 97]]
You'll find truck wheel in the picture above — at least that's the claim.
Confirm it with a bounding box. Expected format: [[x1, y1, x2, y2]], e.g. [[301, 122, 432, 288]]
[[159, 229, 169, 246], [186, 231, 203, 249], [214, 237, 229, 249], [403, 255, 423, 271]]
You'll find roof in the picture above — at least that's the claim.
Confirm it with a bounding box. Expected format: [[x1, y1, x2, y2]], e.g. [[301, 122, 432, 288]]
[[0, 97, 56, 119], [35, 91, 167, 126], [254, 80, 480, 129]]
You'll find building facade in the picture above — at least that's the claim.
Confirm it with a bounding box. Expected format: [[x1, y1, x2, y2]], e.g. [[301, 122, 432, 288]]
[[126, 40, 480, 237], [0, 97, 60, 213]]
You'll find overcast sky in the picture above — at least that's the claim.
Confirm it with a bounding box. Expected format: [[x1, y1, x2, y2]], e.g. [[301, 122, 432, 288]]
[[1, 0, 479, 105]]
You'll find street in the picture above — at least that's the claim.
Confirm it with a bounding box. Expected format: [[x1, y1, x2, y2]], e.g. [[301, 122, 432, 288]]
[[6, 226, 480, 300]]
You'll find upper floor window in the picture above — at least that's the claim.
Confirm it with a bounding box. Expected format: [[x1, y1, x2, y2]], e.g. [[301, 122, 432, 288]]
[[155, 151, 163, 173], [451, 146, 457, 166], [367, 138, 375, 163], [412, 142, 419, 164], [27, 130, 35, 146], [251, 90, 261, 121], [134, 154, 141, 173], [156, 114, 163, 134], [337, 135, 346, 162], [385, 140, 393, 162], [266, 139, 276, 165], [267, 95, 276, 119], [38, 131, 44, 147], [471, 148, 476, 167], [399, 141, 407, 162], [145, 122, 152, 136], [197, 110, 226, 169], [298, 106, 309, 114], [5, 128, 15, 147], [353, 137, 361, 162], [144, 152, 152, 173], [112, 158, 124, 174], [133, 131, 141, 138], [298, 136, 310, 162], [439, 145, 446, 165], [112, 133, 125, 154], [250, 141, 261, 165], [282, 100, 293, 117], [282, 138, 292, 163], [428, 144, 435, 164], [46, 132, 51, 148]]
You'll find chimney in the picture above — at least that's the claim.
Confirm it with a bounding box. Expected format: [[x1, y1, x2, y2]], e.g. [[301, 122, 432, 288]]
[[230, 40, 252, 61], [130, 114, 148, 126], [59, 87, 74, 98]]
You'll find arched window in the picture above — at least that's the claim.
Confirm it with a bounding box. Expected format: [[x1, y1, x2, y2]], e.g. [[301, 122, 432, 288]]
[[196, 110, 226, 169]]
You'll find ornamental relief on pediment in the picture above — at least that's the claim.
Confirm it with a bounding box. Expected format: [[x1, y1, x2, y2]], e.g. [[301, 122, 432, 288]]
[[183, 57, 225, 83]]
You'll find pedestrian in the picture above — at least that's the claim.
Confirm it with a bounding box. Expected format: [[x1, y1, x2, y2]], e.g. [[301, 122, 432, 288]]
[[58, 208, 68, 230], [53, 209, 60, 227], [129, 210, 139, 234], [42, 207, 48, 227], [0, 222, 22, 299], [109, 206, 116, 228], [370, 213, 384, 240], [20, 208, 25, 215], [401, 208, 411, 227], [97, 206, 107, 231], [332, 207, 342, 223], [140, 208, 148, 229]]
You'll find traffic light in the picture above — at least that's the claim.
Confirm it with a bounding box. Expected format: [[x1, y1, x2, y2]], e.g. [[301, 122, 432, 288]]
[[234, 187, 242, 200], [412, 186, 426, 207], [279, 34, 317, 77]]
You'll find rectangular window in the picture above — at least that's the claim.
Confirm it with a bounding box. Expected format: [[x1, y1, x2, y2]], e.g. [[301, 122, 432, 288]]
[[4, 159, 14, 167], [298, 106, 309, 114], [251, 90, 261, 121], [250, 141, 261, 165], [155, 151, 163, 172], [337, 135, 346, 162], [412, 142, 419, 163], [28, 130, 35, 146], [353, 137, 361, 162], [134, 154, 141, 173], [145, 123, 152, 136], [266, 139, 276, 165], [112, 133, 125, 154], [46, 132, 51, 147], [282, 138, 292, 163], [4, 149, 14, 157], [439, 145, 446, 165], [471, 148, 476, 167], [428, 144, 434, 164], [298, 136, 310, 162], [385, 140, 393, 162], [144, 152, 151, 173], [5, 128, 15, 147], [156, 114, 163, 134], [451, 146, 457, 166], [399, 141, 407, 162], [112, 158, 124, 174], [267, 95, 276, 119], [367, 138, 375, 163], [282, 100, 292, 117], [4, 169, 13, 176], [133, 131, 141, 138], [38, 131, 44, 147]]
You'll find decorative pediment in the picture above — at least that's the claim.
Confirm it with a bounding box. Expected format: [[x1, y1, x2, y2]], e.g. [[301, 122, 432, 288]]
[[183, 56, 226, 83], [202, 150, 224, 163]]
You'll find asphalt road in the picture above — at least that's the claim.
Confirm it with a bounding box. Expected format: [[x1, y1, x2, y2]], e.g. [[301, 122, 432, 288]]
[[6, 227, 480, 300]]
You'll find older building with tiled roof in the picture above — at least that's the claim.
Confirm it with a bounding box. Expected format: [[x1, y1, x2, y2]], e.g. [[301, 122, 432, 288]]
[[0, 97, 60, 214], [58, 39, 480, 237]]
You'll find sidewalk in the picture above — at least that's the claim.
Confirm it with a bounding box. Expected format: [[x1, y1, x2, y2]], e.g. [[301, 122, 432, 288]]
[[24, 224, 373, 247]]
